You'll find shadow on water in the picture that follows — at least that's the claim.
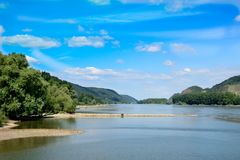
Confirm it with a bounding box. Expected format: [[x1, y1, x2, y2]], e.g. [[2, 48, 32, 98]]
[[0, 136, 60, 153], [216, 114, 240, 123], [15, 118, 77, 129]]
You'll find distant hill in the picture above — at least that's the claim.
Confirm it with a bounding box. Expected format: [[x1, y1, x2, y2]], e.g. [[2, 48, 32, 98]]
[[171, 75, 240, 105], [71, 83, 138, 104], [121, 95, 138, 104], [211, 76, 240, 95], [181, 86, 204, 94], [42, 72, 137, 104]]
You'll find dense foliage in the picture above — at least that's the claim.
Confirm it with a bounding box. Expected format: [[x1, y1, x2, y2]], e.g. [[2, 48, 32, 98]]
[[0, 53, 76, 122], [78, 94, 103, 105], [171, 92, 240, 105], [138, 98, 168, 104], [0, 111, 6, 127]]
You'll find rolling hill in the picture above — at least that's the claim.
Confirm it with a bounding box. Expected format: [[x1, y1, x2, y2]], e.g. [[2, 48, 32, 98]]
[[71, 83, 138, 104]]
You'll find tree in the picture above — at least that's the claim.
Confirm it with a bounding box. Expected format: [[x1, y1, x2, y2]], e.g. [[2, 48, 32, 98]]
[[0, 53, 77, 120], [78, 93, 103, 105]]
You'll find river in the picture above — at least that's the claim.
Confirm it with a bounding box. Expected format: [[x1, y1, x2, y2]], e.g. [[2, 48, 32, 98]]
[[1, 104, 240, 160]]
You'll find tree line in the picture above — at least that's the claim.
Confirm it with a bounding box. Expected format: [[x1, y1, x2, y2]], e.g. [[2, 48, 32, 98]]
[[171, 92, 240, 105], [138, 98, 168, 104]]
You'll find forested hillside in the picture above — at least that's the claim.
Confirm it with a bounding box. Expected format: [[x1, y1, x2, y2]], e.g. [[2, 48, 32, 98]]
[[71, 83, 138, 104], [171, 76, 240, 105]]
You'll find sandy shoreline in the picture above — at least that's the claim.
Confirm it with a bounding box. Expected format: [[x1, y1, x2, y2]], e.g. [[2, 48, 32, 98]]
[[0, 120, 81, 141], [51, 113, 197, 119], [0, 129, 81, 141], [0, 120, 19, 129]]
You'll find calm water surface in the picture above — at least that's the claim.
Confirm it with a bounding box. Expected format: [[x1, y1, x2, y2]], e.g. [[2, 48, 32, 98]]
[[1, 104, 240, 160]]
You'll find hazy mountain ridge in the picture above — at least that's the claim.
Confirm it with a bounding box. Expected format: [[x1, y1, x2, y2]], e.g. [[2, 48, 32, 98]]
[[71, 83, 138, 104]]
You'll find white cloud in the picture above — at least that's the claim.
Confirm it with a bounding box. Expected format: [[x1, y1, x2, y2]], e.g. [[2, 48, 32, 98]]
[[22, 28, 32, 32], [164, 60, 174, 66], [183, 68, 192, 73], [83, 11, 201, 24], [170, 43, 196, 54], [136, 42, 164, 53], [175, 68, 210, 76], [118, 0, 240, 12], [0, 25, 4, 53], [78, 25, 85, 32], [112, 40, 120, 47], [89, 0, 110, 5], [18, 16, 77, 24], [100, 29, 108, 35], [67, 36, 105, 48], [119, 0, 193, 11], [32, 49, 68, 71], [64, 66, 173, 82], [67, 29, 118, 48], [2, 35, 61, 49], [83, 75, 100, 80], [64, 67, 118, 77], [0, 25, 4, 34], [235, 15, 240, 22], [26, 55, 38, 63], [137, 27, 227, 40], [0, 3, 7, 9], [101, 34, 113, 40]]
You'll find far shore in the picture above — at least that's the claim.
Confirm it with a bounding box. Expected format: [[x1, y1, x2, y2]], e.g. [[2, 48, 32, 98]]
[[76, 104, 113, 109], [50, 113, 197, 119]]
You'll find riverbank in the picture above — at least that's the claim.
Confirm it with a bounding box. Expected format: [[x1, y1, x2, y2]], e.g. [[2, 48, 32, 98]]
[[0, 129, 81, 141], [51, 113, 197, 119], [0, 120, 19, 129], [0, 120, 81, 141]]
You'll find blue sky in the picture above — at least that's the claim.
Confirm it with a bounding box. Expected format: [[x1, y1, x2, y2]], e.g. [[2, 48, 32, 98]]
[[1, 0, 240, 99]]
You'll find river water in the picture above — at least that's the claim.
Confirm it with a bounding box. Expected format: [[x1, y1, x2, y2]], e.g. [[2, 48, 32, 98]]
[[1, 104, 240, 160]]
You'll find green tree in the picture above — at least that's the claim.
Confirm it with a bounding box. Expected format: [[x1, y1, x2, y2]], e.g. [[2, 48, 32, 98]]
[[0, 53, 77, 120]]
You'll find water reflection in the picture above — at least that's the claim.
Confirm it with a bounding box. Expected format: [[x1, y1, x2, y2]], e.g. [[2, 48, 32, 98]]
[[0, 137, 59, 153], [16, 118, 77, 129], [216, 114, 240, 123]]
